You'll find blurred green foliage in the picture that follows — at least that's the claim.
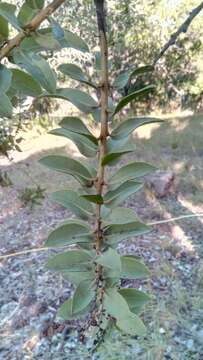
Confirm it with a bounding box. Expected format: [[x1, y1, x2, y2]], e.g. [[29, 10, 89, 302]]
[[55, 0, 203, 113]]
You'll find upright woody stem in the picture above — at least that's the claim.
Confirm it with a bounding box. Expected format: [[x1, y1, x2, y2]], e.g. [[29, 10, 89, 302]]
[[94, 0, 109, 254]]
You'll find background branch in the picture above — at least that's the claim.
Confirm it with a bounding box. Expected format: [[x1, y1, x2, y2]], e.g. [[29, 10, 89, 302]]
[[0, 0, 66, 62], [153, 1, 203, 66]]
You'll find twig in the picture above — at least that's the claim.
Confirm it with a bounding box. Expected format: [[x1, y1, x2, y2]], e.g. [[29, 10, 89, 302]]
[[1, 213, 203, 261], [0, 247, 49, 260], [148, 212, 203, 226], [153, 1, 203, 65], [0, 0, 66, 62]]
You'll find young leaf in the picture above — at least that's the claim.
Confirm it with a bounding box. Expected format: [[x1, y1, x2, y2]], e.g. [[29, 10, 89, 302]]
[[113, 85, 155, 116], [13, 50, 56, 93], [58, 63, 96, 88], [118, 288, 150, 314], [121, 256, 150, 279], [0, 93, 12, 117], [39, 155, 94, 185], [109, 162, 156, 185], [101, 144, 135, 166], [52, 190, 94, 219], [71, 280, 95, 314], [104, 221, 151, 245], [95, 248, 121, 272], [45, 219, 93, 248], [0, 64, 12, 93], [111, 117, 163, 139], [0, 2, 21, 31], [10, 69, 42, 97], [81, 194, 103, 204], [104, 181, 143, 208], [60, 117, 97, 143], [46, 250, 93, 271]]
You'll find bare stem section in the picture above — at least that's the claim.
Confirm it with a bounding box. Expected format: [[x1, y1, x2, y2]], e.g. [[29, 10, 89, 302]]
[[94, 0, 109, 254]]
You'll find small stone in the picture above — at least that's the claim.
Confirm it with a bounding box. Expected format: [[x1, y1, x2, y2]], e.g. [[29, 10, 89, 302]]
[[20, 293, 37, 307], [145, 170, 176, 198], [186, 339, 194, 350], [197, 329, 203, 343], [29, 301, 47, 317], [23, 335, 39, 352], [11, 312, 28, 330], [159, 328, 166, 334]]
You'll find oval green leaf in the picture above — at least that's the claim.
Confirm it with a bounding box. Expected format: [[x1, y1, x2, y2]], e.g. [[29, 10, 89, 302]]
[[13, 50, 56, 93], [104, 221, 151, 245], [104, 181, 143, 208], [0, 64, 12, 93], [45, 219, 93, 248], [52, 190, 94, 219], [62, 270, 94, 286], [121, 256, 150, 279], [0, 2, 21, 31], [0, 15, 8, 42], [109, 162, 156, 185], [113, 65, 154, 90], [102, 144, 136, 166], [118, 288, 150, 314], [95, 248, 121, 272], [71, 280, 95, 314], [102, 207, 138, 226], [50, 128, 97, 158], [58, 63, 96, 88], [46, 250, 93, 271], [60, 116, 97, 143], [81, 194, 103, 204], [10, 68, 42, 97], [39, 155, 94, 186], [42, 87, 98, 113], [0, 92, 12, 117], [111, 117, 163, 139], [57, 297, 91, 320], [116, 313, 146, 336], [113, 85, 155, 116]]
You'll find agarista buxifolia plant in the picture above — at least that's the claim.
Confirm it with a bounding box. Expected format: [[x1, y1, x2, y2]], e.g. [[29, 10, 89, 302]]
[[0, 0, 163, 347]]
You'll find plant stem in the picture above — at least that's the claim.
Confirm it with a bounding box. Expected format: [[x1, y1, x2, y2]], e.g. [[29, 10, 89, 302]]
[[94, 0, 109, 254]]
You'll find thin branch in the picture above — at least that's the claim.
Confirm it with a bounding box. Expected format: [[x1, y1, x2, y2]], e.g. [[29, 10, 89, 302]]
[[153, 1, 203, 66], [1, 213, 203, 261], [0, 0, 66, 62], [148, 213, 203, 226]]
